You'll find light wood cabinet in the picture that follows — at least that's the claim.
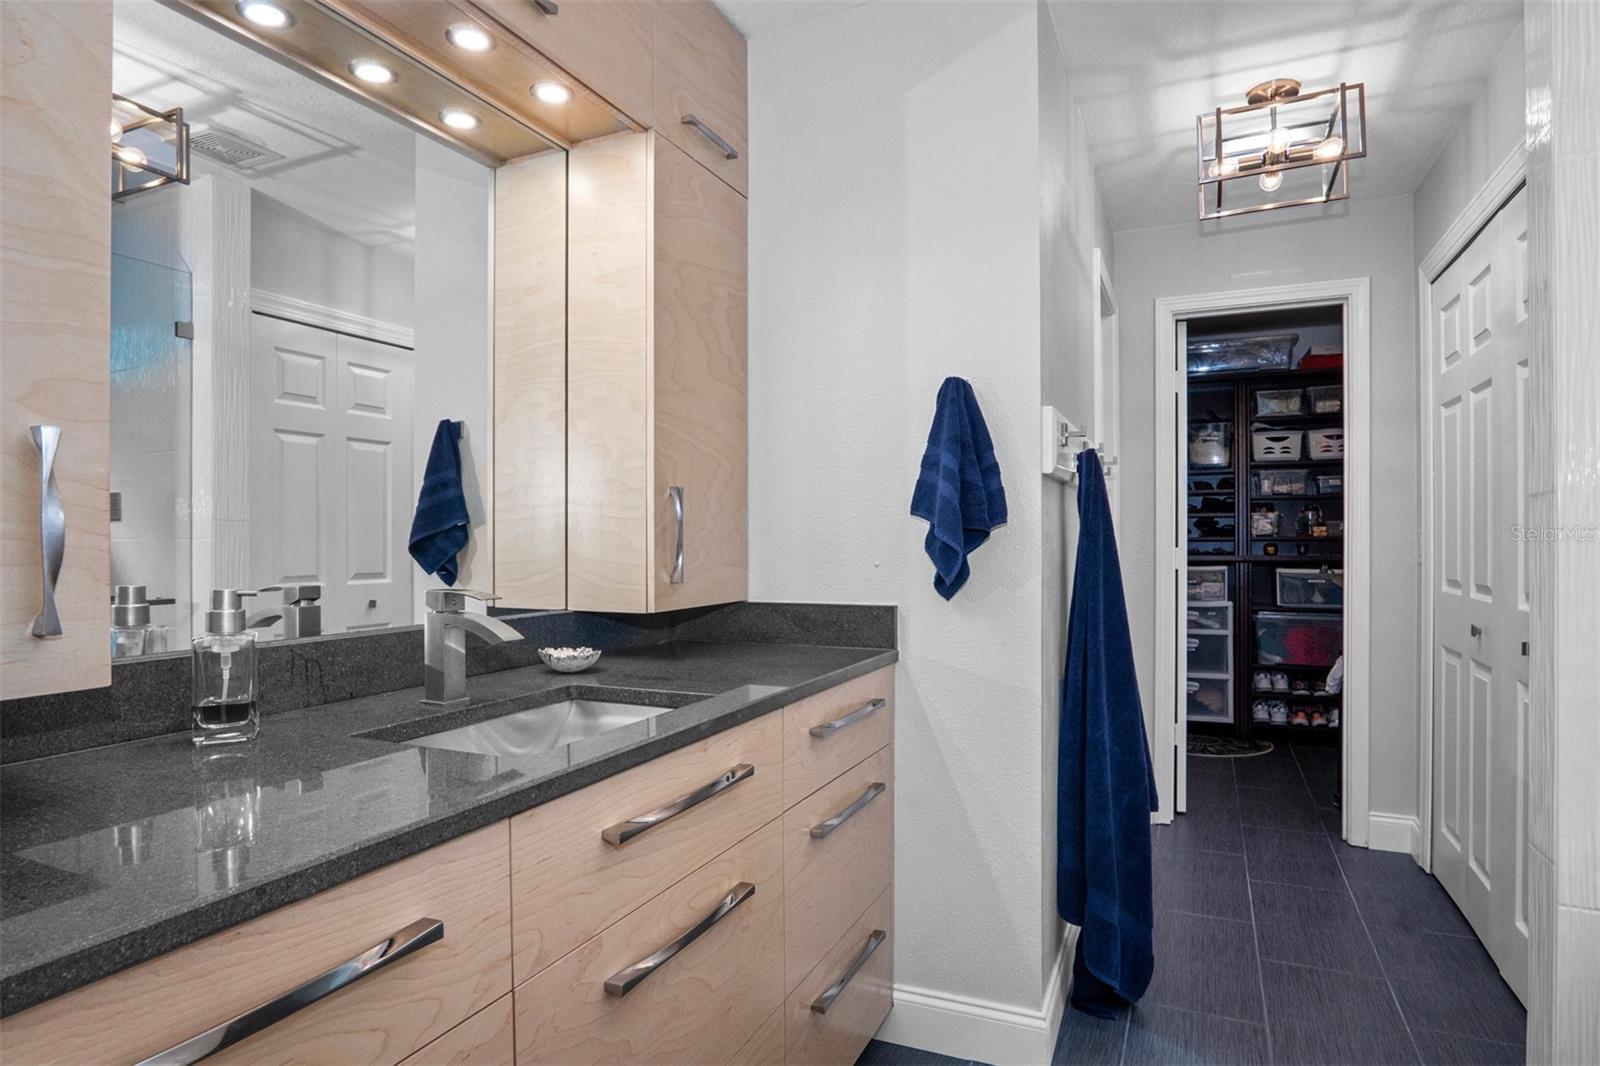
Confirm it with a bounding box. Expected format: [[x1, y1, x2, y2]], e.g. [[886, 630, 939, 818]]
[[472, 0, 655, 127], [654, 0, 749, 195], [567, 130, 747, 613], [399, 995, 516, 1066], [784, 887, 894, 1066], [783, 667, 896, 808], [0, 1, 113, 701]]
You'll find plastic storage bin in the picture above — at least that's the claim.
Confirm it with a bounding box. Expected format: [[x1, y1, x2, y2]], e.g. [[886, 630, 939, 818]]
[[1306, 427, 1344, 460], [1189, 422, 1232, 467], [1316, 474, 1343, 494], [1252, 429, 1303, 462], [1186, 677, 1233, 723], [1307, 385, 1342, 414], [1187, 566, 1228, 601], [1255, 389, 1304, 416], [1187, 632, 1231, 675], [1255, 611, 1343, 666], [1255, 468, 1310, 496], [1276, 568, 1344, 607], [1186, 603, 1233, 631]]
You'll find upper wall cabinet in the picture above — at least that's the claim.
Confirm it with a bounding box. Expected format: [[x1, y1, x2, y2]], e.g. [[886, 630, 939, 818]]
[[1, 2, 113, 701], [568, 131, 747, 614], [472, 0, 656, 129], [654, 0, 749, 196]]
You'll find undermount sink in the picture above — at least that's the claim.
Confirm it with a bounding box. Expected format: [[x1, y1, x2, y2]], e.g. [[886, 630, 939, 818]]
[[401, 697, 683, 759]]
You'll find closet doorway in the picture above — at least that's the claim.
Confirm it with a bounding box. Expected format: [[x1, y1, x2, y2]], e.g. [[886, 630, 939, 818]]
[[1153, 280, 1371, 843]]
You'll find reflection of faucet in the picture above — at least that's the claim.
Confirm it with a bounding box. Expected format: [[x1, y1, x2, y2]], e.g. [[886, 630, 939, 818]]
[[246, 584, 322, 639], [423, 589, 523, 708]]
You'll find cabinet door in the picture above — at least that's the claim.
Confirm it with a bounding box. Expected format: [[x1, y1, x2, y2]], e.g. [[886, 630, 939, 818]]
[[0, 2, 113, 700], [653, 0, 748, 195], [473, 0, 654, 126], [650, 136, 747, 611]]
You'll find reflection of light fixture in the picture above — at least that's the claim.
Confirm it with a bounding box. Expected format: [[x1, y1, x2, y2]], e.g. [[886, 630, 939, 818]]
[[111, 94, 189, 201], [440, 108, 480, 131], [349, 59, 396, 85], [237, 1, 291, 28], [532, 81, 571, 105], [446, 23, 493, 52], [1196, 76, 1367, 219]]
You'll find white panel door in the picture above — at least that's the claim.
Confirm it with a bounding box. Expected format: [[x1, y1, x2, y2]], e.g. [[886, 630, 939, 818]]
[[249, 316, 413, 635], [1430, 186, 1530, 1001]]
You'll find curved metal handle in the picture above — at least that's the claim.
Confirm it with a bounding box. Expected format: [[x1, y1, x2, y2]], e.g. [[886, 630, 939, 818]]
[[681, 115, 739, 161], [605, 882, 754, 997], [533, 0, 559, 12], [603, 763, 753, 846], [809, 698, 885, 738], [810, 782, 886, 839], [30, 425, 64, 638], [810, 929, 886, 1015], [137, 918, 444, 1066], [669, 485, 685, 585]]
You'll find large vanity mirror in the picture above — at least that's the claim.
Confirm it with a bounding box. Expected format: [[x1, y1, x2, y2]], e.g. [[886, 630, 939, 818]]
[[107, 0, 565, 656]]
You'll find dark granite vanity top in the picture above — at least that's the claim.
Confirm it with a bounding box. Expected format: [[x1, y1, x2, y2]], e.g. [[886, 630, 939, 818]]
[[0, 639, 896, 1016]]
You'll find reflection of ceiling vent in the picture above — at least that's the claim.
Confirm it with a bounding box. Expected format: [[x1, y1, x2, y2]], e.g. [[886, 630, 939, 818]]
[[189, 128, 283, 169]]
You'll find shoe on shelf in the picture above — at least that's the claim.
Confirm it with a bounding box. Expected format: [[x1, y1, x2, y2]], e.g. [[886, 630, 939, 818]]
[[1327, 707, 1341, 728], [1252, 700, 1271, 723], [1289, 709, 1311, 727], [1270, 701, 1290, 726], [1272, 671, 1290, 692], [1253, 671, 1273, 691], [1310, 710, 1328, 727]]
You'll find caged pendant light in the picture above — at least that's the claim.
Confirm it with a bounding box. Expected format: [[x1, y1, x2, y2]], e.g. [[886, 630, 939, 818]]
[[1196, 78, 1366, 220]]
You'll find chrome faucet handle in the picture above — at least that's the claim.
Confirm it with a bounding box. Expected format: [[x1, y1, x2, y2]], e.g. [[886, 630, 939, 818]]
[[425, 588, 499, 613], [259, 583, 321, 605]]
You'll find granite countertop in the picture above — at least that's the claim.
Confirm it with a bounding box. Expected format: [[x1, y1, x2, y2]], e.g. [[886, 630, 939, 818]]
[[0, 640, 896, 1017]]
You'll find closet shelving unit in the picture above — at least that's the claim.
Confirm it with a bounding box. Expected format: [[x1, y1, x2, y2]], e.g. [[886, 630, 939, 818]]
[[1185, 311, 1345, 747]]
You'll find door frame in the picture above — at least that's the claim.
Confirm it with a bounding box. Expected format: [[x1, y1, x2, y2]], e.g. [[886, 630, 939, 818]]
[[1414, 144, 1528, 872], [1153, 279, 1372, 842], [1092, 248, 1120, 520]]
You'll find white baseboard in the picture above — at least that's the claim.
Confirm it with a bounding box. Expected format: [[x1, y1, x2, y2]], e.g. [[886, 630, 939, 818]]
[[1368, 812, 1420, 856], [875, 931, 1072, 1065]]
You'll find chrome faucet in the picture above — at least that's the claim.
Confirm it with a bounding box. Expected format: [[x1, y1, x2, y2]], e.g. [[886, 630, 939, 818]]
[[422, 589, 523, 707], [246, 584, 323, 639]]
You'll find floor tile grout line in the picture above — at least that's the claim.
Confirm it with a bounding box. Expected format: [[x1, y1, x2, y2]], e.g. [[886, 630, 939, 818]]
[[1114, 1003, 1131, 1066], [1237, 790, 1276, 1066]]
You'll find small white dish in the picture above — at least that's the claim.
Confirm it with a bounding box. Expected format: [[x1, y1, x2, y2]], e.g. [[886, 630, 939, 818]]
[[538, 646, 601, 673]]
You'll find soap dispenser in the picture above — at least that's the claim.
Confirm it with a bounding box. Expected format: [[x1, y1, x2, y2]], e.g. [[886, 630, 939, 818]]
[[192, 589, 260, 746], [110, 584, 169, 659]]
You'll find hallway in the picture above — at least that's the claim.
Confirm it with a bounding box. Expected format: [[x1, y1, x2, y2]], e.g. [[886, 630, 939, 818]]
[[1053, 744, 1527, 1065]]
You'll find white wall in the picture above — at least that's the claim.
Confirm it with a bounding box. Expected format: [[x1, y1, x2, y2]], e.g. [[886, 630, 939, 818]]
[[747, 1, 1064, 1059], [1413, 23, 1525, 264], [1037, 0, 1117, 1004], [1114, 194, 1421, 821], [250, 192, 414, 331]]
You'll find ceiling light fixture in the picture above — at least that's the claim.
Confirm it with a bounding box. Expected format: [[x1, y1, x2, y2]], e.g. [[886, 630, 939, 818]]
[[532, 81, 571, 105], [349, 59, 396, 85], [237, 1, 292, 29], [110, 94, 190, 201], [1196, 77, 1367, 220], [446, 23, 494, 52], [440, 108, 480, 131]]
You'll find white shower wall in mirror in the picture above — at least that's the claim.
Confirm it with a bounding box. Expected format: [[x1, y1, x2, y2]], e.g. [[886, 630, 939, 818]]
[[107, 0, 555, 653]]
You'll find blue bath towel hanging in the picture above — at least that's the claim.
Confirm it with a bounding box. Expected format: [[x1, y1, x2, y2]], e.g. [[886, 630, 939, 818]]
[[1057, 448, 1159, 1017], [909, 377, 1008, 599], [409, 419, 471, 586]]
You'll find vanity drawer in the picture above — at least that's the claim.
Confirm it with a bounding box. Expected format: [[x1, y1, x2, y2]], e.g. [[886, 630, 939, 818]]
[[510, 711, 782, 983], [785, 885, 893, 1066], [398, 994, 514, 1066], [731, 1007, 785, 1066], [783, 745, 894, 992], [512, 821, 784, 1065], [783, 667, 894, 809], [0, 824, 512, 1066]]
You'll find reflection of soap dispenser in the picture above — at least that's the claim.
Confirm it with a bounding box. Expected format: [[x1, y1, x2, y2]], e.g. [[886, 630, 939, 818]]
[[110, 584, 170, 659], [192, 589, 260, 746]]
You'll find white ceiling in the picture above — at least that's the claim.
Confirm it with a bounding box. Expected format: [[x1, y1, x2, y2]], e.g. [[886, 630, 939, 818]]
[[713, 0, 870, 38], [1047, 0, 1523, 229], [112, 0, 417, 249]]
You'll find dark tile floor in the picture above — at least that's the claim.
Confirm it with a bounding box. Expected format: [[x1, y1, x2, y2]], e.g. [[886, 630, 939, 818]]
[[858, 743, 1527, 1066]]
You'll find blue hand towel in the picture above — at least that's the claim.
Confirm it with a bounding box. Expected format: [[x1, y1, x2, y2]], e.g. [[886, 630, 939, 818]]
[[409, 419, 470, 586], [1056, 449, 1160, 1017], [910, 377, 1008, 599]]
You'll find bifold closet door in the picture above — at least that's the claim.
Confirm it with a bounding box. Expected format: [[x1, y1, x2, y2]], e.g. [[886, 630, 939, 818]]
[[1429, 185, 1531, 1002]]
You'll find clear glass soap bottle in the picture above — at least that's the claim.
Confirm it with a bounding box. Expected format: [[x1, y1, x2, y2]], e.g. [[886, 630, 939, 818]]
[[192, 589, 259, 746]]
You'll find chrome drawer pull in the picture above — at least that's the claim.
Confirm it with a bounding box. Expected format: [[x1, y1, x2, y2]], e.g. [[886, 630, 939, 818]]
[[137, 918, 444, 1066], [532, 0, 559, 14], [669, 485, 685, 584], [30, 425, 64, 638], [604, 882, 754, 997], [681, 114, 739, 160], [602, 763, 754, 846], [810, 929, 886, 1015], [809, 699, 885, 738], [810, 781, 886, 839]]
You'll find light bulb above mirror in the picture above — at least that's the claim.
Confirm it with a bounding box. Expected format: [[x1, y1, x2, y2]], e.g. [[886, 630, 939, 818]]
[[532, 81, 572, 105], [1313, 136, 1345, 160], [1258, 170, 1284, 193], [446, 23, 493, 52], [440, 108, 480, 131], [237, 1, 291, 29], [350, 59, 396, 85]]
